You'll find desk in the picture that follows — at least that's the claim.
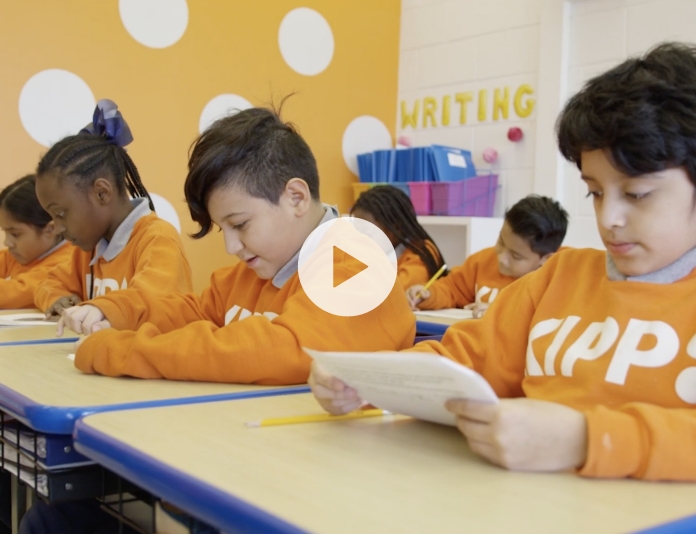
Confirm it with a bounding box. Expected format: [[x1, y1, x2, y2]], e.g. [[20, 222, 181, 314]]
[[74, 393, 696, 534], [0, 309, 79, 346], [0, 325, 77, 346], [0, 343, 309, 434], [415, 311, 460, 336]]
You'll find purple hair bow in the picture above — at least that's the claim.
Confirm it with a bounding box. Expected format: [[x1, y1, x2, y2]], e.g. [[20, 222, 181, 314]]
[[80, 99, 133, 147]]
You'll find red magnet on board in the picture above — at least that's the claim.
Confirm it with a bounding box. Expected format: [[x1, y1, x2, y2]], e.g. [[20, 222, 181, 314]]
[[507, 127, 523, 142]]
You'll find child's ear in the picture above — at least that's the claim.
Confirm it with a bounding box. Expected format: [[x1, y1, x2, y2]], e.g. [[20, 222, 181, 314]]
[[42, 220, 57, 236], [92, 177, 114, 205], [538, 251, 554, 267], [283, 178, 312, 214]]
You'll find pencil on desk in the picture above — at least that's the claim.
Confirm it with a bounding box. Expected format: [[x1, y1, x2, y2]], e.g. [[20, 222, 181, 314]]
[[246, 409, 390, 427], [416, 263, 447, 300]]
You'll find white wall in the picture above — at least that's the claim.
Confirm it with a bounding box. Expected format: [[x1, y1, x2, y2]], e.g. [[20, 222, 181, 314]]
[[399, 0, 696, 252], [397, 0, 544, 217]]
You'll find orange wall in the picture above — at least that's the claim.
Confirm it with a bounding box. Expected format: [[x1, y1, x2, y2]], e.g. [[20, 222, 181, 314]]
[[0, 1, 400, 292]]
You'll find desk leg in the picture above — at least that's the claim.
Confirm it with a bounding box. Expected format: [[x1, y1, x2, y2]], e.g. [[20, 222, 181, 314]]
[[11, 474, 27, 532]]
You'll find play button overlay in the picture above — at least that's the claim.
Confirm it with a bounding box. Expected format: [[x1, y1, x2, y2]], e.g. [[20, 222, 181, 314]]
[[299, 217, 397, 316], [333, 246, 368, 287]]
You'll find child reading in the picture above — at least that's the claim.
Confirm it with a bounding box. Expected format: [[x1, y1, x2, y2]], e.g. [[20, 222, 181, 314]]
[[33, 99, 192, 316], [59, 105, 415, 383], [0, 175, 70, 308], [310, 42, 696, 481], [407, 195, 568, 317]]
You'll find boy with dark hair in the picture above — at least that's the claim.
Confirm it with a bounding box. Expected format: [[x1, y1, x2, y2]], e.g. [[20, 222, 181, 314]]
[[408, 195, 568, 317], [312, 42, 696, 481], [59, 107, 416, 383]]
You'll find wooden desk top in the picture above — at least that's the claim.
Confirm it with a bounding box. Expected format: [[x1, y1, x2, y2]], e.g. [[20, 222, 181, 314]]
[[414, 313, 458, 326], [0, 343, 307, 434], [75, 393, 696, 534], [0, 308, 76, 344], [0, 325, 76, 344], [414, 309, 473, 326]]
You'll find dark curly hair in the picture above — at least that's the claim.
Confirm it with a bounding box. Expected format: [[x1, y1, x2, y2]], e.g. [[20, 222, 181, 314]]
[[185, 103, 320, 239], [505, 195, 568, 256], [557, 42, 696, 186]]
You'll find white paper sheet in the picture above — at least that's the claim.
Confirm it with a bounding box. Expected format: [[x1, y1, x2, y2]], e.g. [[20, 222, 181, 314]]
[[414, 308, 474, 320], [0, 313, 55, 327], [306, 349, 498, 426]]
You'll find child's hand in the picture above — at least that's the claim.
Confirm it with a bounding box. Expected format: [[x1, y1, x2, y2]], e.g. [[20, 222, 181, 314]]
[[445, 398, 587, 472], [308, 361, 362, 415], [464, 302, 490, 318], [57, 305, 108, 336], [45, 295, 82, 319], [406, 285, 429, 310]]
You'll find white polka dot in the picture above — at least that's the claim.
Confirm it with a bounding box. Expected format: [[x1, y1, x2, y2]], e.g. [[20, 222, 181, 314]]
[[18, 69, 96, 147], [676, 367, 696, 404], [278, 8, 334, 76], [341, 116, 393, 175], [150, 193, 181, 234], [119, 0, 188, 49], [198, 94, 253, 134]]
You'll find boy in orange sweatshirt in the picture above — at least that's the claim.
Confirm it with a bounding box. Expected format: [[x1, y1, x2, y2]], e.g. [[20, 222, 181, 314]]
[[59, 106, 415, 384], [310, 42, 696, 481], [407, 195, 568, 317]]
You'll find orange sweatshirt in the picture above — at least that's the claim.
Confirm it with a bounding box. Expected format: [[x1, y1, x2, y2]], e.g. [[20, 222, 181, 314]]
[[34, 200, 192, 311], [75, 210, 416, 385], [419, 247, 515, 309], [0, 241, 72, 308], [396, 241, 440, 289], [413, 247, 696, 481]]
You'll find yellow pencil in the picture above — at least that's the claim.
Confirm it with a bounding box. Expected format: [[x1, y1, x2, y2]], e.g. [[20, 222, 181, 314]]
[[245, 409, 390, 427], [416, 263, 447, 299]]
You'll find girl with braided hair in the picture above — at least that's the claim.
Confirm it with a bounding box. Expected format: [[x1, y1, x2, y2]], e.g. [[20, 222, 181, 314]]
[[351, 184, 447, 289], [34, 99, 192, 319]]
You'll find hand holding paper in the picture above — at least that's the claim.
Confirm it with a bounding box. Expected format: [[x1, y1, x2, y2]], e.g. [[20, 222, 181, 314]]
[[305, 349, 497, 426], [446, 397, 587, 471], [308, 360, 362, 415]]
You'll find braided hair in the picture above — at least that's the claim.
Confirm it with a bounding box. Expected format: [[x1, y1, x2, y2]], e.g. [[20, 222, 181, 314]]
[[351, 185, 446, 278], [36, 134, 154, 211]]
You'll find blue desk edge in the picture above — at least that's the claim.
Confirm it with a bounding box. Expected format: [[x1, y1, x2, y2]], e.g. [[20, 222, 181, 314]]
[[416, 320, 448, 336], [74, 418, 310, 534], [0, 385, 310, 435], [634, 514, 696, 534]]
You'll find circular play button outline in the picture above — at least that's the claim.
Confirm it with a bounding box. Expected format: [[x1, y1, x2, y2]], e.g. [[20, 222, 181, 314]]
[[298, 217, 397, 317]]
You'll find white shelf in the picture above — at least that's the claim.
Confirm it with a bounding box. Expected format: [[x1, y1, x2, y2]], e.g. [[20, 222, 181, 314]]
[[417, 216, 504, 267], [416, 216, 473, 226]]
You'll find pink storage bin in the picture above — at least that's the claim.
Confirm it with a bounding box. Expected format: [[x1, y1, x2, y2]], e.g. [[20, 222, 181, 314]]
[[406, 182, 432, 215], [430, 174, 498, 216]]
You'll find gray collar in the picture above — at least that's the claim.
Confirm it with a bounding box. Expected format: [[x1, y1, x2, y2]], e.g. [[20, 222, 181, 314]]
[[395, 243, 406, 259], [606, 246, 696, 283], [90, 198, 152, 265], [37, 239, 68, 261], [272, 204, 339, 289]]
